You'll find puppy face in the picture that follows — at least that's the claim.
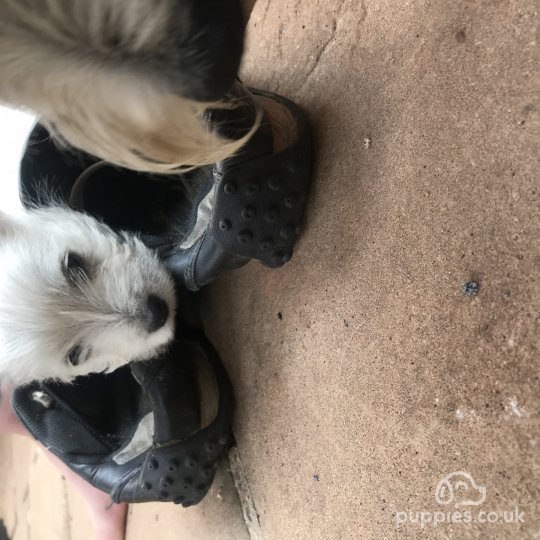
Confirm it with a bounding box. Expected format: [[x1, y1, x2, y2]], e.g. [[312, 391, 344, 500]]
[[0, 207, 176, 384]]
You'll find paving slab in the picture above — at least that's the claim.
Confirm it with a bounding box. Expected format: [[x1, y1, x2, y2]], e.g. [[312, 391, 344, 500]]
[[199, 0, 540, 538]]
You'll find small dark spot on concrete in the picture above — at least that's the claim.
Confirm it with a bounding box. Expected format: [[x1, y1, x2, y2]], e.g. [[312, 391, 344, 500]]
[[463, 281, 480, 296], [313, 473, 320, 481], [302, 25, 305, 29], [455, 29, 466, 43], [344, 319, 349, 328], [277, 312, 283, 320], [416, 33, 420, 38]]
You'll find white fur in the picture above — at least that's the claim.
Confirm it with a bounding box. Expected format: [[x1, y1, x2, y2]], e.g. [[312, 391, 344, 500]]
[[0, 206, 176, 384], [0, 0, 258, 173]]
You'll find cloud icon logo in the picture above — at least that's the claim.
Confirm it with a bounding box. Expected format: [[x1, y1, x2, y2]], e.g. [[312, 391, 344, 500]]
[[435, 471, 486, 507]]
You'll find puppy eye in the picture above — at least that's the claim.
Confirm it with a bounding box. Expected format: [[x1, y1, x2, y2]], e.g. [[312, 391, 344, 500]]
[[62, 252, 91, 284], [66, 344, 83, 366]]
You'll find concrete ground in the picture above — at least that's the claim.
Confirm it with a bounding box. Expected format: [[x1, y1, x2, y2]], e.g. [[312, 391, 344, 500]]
[[1, 0, 539, 538]]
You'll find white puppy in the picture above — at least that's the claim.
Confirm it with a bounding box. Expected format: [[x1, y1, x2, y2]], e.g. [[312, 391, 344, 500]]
[[0, 206, 176, 384]]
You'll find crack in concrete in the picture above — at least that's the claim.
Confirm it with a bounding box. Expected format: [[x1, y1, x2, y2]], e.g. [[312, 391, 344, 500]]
[[277, 23, 284, 60], [228, 447, 264, 540], [60, 477, 73, 540], [298, 0, 368, 93], [259, 0, 271, 26], [300, 18, 338, 91], [21, 486, 29, 504], [8, 514, 17, 540]]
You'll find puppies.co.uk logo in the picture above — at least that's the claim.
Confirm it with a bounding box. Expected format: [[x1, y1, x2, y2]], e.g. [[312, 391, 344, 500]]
[[395, 471, 525, 528], [435, 471, 486, 507]]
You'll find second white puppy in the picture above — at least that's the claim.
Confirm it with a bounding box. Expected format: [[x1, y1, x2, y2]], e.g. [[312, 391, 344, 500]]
[[0, 206, 176, 384]]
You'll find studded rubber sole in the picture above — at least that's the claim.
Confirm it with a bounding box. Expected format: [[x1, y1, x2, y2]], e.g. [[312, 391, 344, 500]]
[[211, 88, 312, 268]]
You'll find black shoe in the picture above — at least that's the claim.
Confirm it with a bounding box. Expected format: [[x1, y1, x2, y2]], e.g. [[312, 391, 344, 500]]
[[19, 84, 312, 290], [11, 306, 234, 507]]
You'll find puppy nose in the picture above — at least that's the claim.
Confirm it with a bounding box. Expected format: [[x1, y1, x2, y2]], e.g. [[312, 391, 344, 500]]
[[144, 294, 169, 333]]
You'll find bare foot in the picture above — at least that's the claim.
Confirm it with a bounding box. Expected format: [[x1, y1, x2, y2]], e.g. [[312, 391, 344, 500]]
[[0, 386, 128, 540]]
